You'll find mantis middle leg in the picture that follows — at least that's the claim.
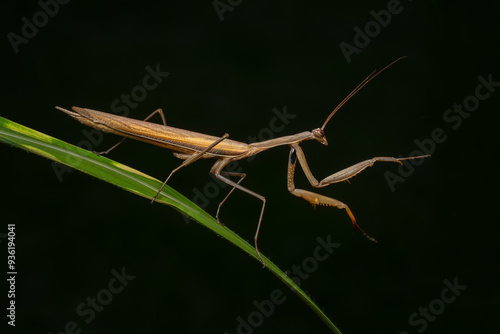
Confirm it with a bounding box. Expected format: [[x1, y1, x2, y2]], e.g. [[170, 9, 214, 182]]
[[151, 133, 230, 202], [211, 159, 267, 266]]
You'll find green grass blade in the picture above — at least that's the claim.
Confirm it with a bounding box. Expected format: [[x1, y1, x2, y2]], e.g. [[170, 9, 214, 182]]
[[0, 116, 342, 334]]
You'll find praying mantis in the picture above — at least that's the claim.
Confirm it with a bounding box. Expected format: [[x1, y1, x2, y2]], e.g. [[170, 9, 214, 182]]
[[56, 57, 427, 266]]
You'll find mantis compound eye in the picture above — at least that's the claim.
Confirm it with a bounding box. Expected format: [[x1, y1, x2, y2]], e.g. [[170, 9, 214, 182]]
[[312, 128, 328, 145], [313, 128, 325, 137]]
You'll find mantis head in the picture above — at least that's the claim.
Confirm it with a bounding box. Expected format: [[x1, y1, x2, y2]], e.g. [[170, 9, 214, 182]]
[[311, 128, 328, 146]]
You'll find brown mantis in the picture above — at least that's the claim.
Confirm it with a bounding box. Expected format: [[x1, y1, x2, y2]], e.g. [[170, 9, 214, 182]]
[[56, 57, 427, 266]]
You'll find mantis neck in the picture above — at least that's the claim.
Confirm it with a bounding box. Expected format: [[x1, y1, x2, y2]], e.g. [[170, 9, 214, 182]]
[[248, 131, 313, 152]]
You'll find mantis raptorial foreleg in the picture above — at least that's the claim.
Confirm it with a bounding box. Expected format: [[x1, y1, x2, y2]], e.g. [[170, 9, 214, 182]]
[[287, 143, 429, 241], [96, 108, 168, 155], [211, 159, 267, 266], [151, 133, 230, 202]]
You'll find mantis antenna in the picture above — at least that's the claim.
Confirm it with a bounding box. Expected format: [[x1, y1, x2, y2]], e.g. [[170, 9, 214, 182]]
[[321, 56, 407, 131]]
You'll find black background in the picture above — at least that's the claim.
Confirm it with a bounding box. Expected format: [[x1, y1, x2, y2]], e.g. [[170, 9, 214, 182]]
[[2, 1, 499, 333]]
